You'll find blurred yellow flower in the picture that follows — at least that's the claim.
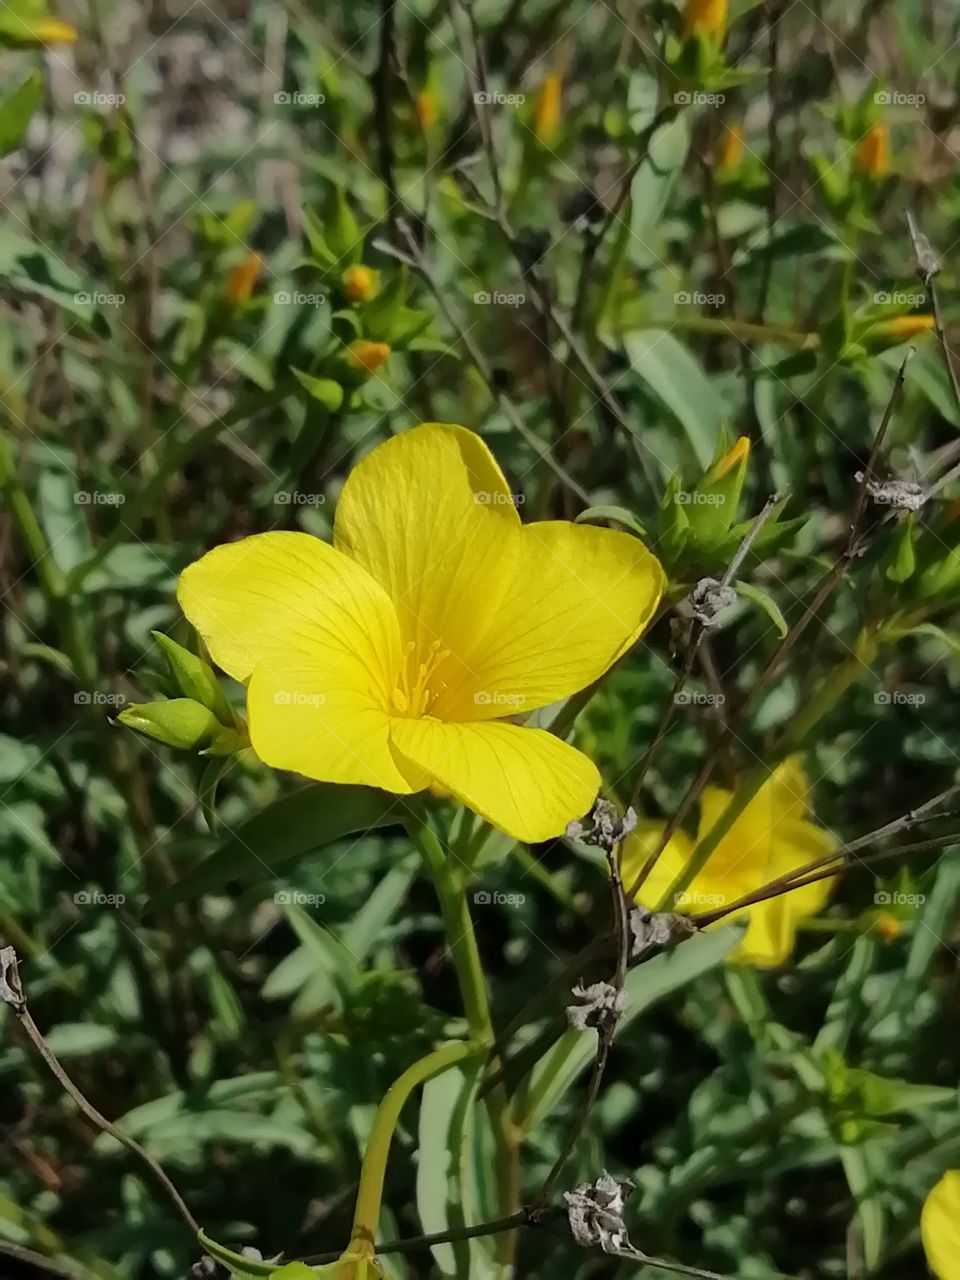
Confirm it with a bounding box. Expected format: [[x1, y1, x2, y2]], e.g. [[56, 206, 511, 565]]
[[622, 758, 837, 966], [35, 17, 78, 43], [415, 89, 439, 131], [224, 252, 261, 304], [682, 0, 728, 40], [533, 73, 562, 145], [717, 123, 744, 175], [874, 314, 934, 340], [343, 264, 379, 303], [178, 424, 664, 841], [922, 1171, 960, 1279], [871, 911, 901, 943], [856, 122, 889, 178], [346, 339, 391, 375]]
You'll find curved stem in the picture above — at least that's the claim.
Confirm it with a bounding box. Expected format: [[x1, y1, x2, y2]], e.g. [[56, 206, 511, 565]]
[[350, 1039, 476, 1250]]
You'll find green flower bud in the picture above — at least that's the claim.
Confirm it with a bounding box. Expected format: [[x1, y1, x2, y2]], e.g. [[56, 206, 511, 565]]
[[118, 699, 242, 755]]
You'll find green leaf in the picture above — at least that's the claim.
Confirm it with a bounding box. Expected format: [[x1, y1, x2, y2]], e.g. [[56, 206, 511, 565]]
[[291, 367, 344, 411], [575, 504, 647, 537], [624, 330, 721, 468], [735, 580, 788, 637], [0, 71, 42, 157], [840, 1142, 887, 1272], [149, 783, 402, 907]]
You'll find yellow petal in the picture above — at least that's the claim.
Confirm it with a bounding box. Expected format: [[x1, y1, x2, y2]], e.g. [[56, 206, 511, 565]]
[[247, 656, 414, 792], [388, 717, 599, 842], [434, 521, 664, 720], [922, 1170, 960, 1280], [178, 531, 401, 693], [620, 822, 694, 906], [334, 424, 522, 701]]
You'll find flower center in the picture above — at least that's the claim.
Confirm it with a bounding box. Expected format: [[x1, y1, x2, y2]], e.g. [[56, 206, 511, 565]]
[[390, 639, 450, 717]]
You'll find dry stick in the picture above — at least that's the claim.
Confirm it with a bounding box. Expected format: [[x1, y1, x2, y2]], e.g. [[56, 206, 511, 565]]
[[372, 229, 591, 504], [627, 492, 781, 815], [534, 841, 632, 1208], [0, 948, 199, 1237], [624, 348, 912, 902]]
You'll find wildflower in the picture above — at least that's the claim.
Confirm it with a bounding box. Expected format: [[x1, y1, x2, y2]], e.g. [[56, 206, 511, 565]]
[[415, 89, 439, 131], [717, 123, 744, 175], [621, 758, 837, 965], [873, 314, 934, 341], [224, 252, 261, 304], [178, 424, 664, 841], [856, 122, 889, 178], [342, 265, 379, 303], [35, 17, 78, 43], [682, 0, 728, 40], [921, 1170, 960, 1280], [345, 339, 391, 375], [533, 73, 562, 146]]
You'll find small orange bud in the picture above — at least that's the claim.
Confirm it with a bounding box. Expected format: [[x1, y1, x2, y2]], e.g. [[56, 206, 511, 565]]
[[415, 89, 438, 131], [224, 252, 261, 304], [856, 122, 889, 179], [875, 314, 935, 341], [710, 436, 750, 480], [533, 73, 562, 145], [872, 912, 901, 943], [35, 17, 78, 43], [717, 123, 744, 175], [682, 0, 728, 40], [346, 340, 391, 375], [342, 264, 379, 303]]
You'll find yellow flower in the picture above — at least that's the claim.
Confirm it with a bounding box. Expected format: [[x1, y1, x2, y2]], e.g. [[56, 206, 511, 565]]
[[922, 1171, 960, 1279], [415, 89, 439, 131], [622, 758, 837, 966], [717, 123, 744, 175], [343, 265, 379, 303], [346, 340, 391, 375], [873, 314, 934, 340], [35, 17, 78, 43], [178, 424, 664, 842], [224, 252, 261, 304], [856, 122, 889, 178], [533, 73, 562, 145], [682, 0, 728, 40]]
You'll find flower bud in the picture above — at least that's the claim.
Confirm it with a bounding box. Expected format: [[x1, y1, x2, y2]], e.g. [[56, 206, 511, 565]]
[[224, 252, 261, 304], [533, 73, 562, 146], [415, 89, 438, 131], [118, 699, 243, 755], [342, 264, 379, 303], [34, 17, 78, 43], [717, 123, 744, 175], [872, 912, 902, 943], [855, 122, 889, 179], [345, 340, 391, 376], [872, 314, 934, 341], [682, 0, 727, 40]]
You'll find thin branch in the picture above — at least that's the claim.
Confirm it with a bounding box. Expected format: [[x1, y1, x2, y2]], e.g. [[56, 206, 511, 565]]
[[0, 948, 199, 1237]]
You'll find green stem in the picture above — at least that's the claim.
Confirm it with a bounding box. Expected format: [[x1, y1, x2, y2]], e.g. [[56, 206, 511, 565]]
[[407, 811, 522, 1266], [350, 1039, 476, 1251]]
